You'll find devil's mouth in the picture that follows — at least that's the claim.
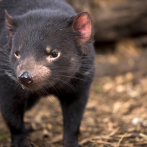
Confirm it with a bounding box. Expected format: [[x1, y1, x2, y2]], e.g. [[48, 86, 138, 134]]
[[19, 80, 53, 92], [20, 84, 40, 91]]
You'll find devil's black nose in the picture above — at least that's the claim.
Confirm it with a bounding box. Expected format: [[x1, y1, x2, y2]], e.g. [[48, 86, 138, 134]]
[[18, 71, 33, 86]]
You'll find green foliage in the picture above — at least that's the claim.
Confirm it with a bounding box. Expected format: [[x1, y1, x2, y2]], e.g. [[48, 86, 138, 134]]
[[95, 85, 102, 93], [0, 133, 10, 141]]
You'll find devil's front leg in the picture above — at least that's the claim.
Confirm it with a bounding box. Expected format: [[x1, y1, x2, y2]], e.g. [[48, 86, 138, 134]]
[[58, 87, 90, 147], [0, 94, 30, 147]]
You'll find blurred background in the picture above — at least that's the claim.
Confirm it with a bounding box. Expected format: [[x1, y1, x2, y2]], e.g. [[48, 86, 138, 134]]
[[1, 0, 147, 147]]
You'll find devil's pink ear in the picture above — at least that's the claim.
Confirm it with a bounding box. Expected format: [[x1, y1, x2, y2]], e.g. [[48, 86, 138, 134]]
[[72, 12, 92, 44], [5, 10, 16, 36]]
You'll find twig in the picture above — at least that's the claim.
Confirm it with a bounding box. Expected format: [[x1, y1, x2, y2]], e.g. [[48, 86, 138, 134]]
[[31, 142, 40, 147], [117, 133, 128, 147], [140, 133, 147, 141]]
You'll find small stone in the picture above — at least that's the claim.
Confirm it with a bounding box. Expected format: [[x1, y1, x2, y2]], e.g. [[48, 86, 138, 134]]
[[132, 118, 142, 125]]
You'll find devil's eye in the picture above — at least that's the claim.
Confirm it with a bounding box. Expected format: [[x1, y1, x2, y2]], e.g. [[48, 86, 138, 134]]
[[51, 52, 58, 58], [14, 51, 20, 58]]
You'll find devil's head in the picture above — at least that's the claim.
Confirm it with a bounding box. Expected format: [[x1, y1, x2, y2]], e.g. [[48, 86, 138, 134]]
[[4, 10, 93, 91]]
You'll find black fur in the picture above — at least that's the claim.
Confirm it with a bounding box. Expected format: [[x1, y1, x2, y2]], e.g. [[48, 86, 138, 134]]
[[0, 0, 95, 147]]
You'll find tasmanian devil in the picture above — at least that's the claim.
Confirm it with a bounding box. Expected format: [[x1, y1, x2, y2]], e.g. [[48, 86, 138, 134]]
[[0, 0, 95, 147]]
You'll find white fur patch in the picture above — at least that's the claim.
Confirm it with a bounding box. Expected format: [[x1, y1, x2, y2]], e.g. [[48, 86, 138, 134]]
[[18, 44, 23, 51], [46, 45, 51, 53]]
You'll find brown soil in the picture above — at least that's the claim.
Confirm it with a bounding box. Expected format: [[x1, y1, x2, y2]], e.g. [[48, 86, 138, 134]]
[[1, 39, 147, 147]]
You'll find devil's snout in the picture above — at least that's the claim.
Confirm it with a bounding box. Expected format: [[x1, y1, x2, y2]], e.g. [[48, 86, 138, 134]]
[[18, 71, 33, 86]]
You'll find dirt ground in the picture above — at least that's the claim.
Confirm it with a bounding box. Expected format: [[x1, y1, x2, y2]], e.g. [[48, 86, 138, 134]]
[[1, 39, 147, 147]]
